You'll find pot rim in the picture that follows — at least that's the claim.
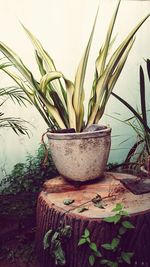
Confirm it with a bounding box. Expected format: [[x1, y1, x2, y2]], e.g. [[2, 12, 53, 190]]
[[47, 125, 111, 140]]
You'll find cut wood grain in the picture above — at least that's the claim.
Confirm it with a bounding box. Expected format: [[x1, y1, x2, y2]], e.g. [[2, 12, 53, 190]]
[[36, 172, 150, 267]]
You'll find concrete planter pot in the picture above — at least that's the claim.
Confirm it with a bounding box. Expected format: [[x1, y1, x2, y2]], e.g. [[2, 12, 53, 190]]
[[47, 125, 111, 182]]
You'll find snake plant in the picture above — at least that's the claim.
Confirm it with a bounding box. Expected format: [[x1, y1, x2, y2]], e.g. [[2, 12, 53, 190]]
[[0, 0, 149, 132]]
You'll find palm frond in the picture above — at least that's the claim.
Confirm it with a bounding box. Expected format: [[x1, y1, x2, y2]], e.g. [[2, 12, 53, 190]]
[[0, 114, 30, 136], [0, 86, 31, 106]]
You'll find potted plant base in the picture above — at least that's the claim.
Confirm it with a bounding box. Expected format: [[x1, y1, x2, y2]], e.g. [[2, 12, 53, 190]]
[[47, 125, 111, 182]]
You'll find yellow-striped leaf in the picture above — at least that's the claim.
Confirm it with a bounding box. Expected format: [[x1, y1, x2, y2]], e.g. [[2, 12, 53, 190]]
[[73, 8, 99, 131]]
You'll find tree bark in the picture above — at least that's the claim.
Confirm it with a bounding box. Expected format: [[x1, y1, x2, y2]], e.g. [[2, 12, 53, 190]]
[[36, 172, 150, 267]]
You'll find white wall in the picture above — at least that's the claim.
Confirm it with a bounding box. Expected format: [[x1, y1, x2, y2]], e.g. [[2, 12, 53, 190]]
[[0, 0, 150, 179]]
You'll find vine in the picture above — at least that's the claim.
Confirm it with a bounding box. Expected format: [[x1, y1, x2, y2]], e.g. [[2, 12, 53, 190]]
[[43, 203, 134, 266], [78, 203, 134, 267]]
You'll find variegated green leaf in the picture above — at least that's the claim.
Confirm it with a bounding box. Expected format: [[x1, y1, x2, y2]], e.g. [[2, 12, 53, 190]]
[[40, 71, 63, 94], [87, 13, 150, 126], [73, 8, 99, 131], [21, 23, 56, 72], [35, 50, 46, 76], [40, 71, 76, 129], [65, 79, 76, 130], [95, 37, 135, 123], [21, 23, 67, 109], [0, 41, 35, 88], [96, 0, 121, 77]]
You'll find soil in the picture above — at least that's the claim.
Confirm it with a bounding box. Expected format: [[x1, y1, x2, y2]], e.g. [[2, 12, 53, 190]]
[[0, 218, 38, 267], [0, 260, 38, 267], [0, 193, 39, 267]]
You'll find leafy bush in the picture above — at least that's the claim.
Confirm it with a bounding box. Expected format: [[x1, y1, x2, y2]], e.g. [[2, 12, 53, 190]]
[[0, 144, 58, 194]]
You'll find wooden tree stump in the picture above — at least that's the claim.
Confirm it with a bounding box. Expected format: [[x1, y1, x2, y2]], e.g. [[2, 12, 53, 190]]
[[36, 172, 150, 267]]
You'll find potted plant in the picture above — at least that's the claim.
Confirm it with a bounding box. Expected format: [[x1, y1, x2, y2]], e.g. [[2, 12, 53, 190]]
[[0, 0, 149, 182]]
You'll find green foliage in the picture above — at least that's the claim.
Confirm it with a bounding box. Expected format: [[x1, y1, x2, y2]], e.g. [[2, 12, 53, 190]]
[[43, 224, 72, 266], [63, 199, 75, 205], [43, 229, 53, 250], [78, 203, 134, 267], [111, 59, 150, 165], [0, 143, 58, 194], [89, 255, 96, 266], [0, 145, 56, 265], [0, 85, 30, 135], [0, 2, 149, 131]]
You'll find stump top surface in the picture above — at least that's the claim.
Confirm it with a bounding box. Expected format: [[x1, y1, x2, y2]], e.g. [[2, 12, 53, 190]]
[[41, 172, 150, 219]]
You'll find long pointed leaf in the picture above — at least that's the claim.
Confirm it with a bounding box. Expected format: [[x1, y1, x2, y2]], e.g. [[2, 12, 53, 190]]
[[95, 38, 135, 123], [65, 79, 76, 130], [21, 23, 56, 72], [0, 68, 54, 127], [146, 59, 150, 81], [96, 0, 121, 77], [0, 42, 36, 88], [73, 8, 99, 131], [112, 92, 150, 134], [40, 71, 76, 129], [140, 65, 147, 124], [21, 23, 67, 109], [35, 50, 46, 76], [87, 13, 150, 126]]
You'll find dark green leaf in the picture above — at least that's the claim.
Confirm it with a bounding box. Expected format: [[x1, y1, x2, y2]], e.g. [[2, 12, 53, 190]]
[[100, 259, 109, 265], [84, 228, 90, 238], [120, 210, 128, 216], [100, 259, 118, 267], [114, 214, 121, 224], [119, 226, 127, 235], [121, 252, 134, 264], [122, 221, 135, 229], [77, 207, 89, 213], [78, 238, 87, 246], [94, 250, 102, 257], [103, 216, 115, 223], [111, 262, 118, 267], [101, 243, 112, 250], [111, 238, 120, 250], [89, 242, 97, 252], [89, 255, 95, 266], [63, 199, 74, 205], [146, 59, 150, 81], [111, 92, 150, 134], [53, 240, 66, 266], [140, 65, 147, 124], [112, 203, 124, 212], [43, 229, 53, 250]]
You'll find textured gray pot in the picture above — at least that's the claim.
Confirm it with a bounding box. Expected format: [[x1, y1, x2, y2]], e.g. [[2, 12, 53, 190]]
[[47, 126, 111, 182]]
